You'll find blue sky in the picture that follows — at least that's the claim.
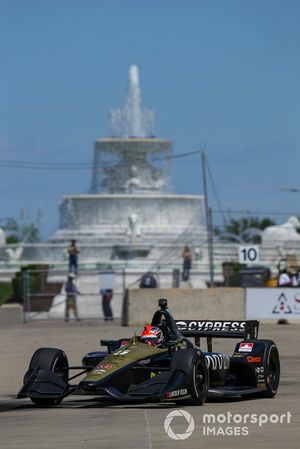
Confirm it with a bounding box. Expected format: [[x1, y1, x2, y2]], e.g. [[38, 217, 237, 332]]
[[0, 0, 300, 237]]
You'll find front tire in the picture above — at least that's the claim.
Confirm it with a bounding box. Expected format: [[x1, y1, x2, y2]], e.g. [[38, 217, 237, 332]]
[[171, 349, 209, 405], [26, 347, 69, 406], [189, 355, 209, 405], [31, 397, 63, 407]]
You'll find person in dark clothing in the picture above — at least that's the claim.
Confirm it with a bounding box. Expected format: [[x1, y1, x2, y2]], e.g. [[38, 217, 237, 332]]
[[182, 245, 192, 281], [68, 239, 80, 275], [139, 272, 157, 288], [101, 288, 114, 321]]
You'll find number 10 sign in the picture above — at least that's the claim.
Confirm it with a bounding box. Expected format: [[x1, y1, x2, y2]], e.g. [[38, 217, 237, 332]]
[[238, 245, 259, 264]]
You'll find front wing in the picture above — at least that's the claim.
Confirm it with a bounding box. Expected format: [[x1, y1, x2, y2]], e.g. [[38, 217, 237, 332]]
[[18, 365, 191, 403]]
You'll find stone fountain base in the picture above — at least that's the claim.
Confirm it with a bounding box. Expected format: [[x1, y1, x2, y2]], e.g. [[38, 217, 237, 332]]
[[50, 193, 207, 263]]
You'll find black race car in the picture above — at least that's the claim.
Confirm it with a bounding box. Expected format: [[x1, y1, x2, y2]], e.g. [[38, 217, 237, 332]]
[[18, 298, 280, 406]]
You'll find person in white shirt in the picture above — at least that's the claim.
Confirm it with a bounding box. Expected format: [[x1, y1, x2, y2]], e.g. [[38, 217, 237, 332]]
[[277, 269, 292, 287]]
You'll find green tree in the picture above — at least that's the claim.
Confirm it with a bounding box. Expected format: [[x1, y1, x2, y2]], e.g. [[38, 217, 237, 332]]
[[0, 217, 41, 243], [215, 217, 275, 243]]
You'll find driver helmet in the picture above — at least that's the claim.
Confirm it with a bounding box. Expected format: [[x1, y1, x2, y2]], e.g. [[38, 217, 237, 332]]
[[140, 325, 164, 347]]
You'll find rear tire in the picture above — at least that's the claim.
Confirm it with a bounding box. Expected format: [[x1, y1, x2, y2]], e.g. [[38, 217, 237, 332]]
[[26, 347, 69, 406], [261, 341, 280, 398]]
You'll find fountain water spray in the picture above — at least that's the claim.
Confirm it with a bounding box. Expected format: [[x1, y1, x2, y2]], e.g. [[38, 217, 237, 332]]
[[110, 65, 154, 137]]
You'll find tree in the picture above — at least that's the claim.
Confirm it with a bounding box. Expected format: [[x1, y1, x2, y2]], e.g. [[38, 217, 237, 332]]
[[215, 217, 276, 243], [0, 217, 41, 243]]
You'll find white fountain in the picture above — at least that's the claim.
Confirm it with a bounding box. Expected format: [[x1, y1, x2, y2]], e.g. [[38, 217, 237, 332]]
[[49, 65, 206, 267]]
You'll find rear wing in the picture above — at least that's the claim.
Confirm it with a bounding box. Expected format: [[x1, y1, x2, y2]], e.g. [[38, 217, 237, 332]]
[[175, 320, 259, 345]]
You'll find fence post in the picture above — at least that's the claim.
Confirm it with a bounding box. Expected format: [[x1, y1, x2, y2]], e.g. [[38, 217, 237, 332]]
[[122, 268, 126, 292], [172, 268, 180, 288], [121, 288, 129, 326], [23, 270, 30, 323]]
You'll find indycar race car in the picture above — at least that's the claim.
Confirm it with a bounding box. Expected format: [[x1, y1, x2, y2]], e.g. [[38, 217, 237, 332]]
[[18, 298, 280, 406]]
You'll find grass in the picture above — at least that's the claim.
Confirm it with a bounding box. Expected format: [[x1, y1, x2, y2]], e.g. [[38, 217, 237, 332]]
[[0, 282, 13, 306]]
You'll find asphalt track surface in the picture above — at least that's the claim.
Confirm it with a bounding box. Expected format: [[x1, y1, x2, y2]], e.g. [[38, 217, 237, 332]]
[[0, 319, 299, 449]]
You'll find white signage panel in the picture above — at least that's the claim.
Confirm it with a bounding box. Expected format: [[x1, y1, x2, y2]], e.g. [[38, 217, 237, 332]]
[[246, 288, 300, 319], [99, 271, 115, 290], [238, 246, 259, 264]]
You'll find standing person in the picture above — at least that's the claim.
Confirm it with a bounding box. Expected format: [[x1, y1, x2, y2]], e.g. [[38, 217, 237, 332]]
[[68, 239, 80, 275], [65, 273, 81, 322], [277, 269, 292, 287], [139, 272, 157, 288], [182, 245, 192, 281], [293, 269, 300, 287], [101, 288, 114, 321]]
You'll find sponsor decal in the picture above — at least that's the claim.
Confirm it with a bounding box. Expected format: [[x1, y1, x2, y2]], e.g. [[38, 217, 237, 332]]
[[99, 364, 112, 370], [120, 340, 129, 347], [165, 388, 188, 398], [238, 342, 254, 353], [93, 369, 106, 374], [255, 366, 264, 373], [247, 356, 261, 363], [149, 327, 160, 335], [232, 354, 244, 358], [138, 359, 151, 366], [272, 293, 292, 314], [113, 349, 130, 356], [257, 374, 265, 384], [176, 320, 246, 333], [205, 354, 230, 370]]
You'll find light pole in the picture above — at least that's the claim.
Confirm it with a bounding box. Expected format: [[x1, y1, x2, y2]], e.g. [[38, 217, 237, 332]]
[[201, 148, 214, 286]]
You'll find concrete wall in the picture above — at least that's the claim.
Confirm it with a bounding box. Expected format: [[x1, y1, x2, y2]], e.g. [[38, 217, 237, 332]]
[[123, 288, 245, 326], [0, 304, 23, 326]]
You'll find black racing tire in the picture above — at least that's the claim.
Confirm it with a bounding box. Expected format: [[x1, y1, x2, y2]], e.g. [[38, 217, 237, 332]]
[[260, 340, 280, 398], [171, 349, 209, 406], [31, 397, 63, 406], [26, 347, 69, 406]]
